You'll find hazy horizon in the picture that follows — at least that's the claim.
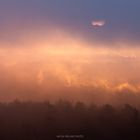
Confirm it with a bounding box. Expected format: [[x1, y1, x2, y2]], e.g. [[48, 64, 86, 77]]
[[0, 0, 140, 107]]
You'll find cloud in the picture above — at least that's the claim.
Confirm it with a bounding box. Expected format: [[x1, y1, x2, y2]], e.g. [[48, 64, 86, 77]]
[[0, 28, 140, 106], [92, 20, 106, 28]]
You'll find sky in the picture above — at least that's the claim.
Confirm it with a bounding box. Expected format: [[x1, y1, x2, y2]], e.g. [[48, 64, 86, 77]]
[[0, 0, 140, 43], [0, 0, 140, 105]]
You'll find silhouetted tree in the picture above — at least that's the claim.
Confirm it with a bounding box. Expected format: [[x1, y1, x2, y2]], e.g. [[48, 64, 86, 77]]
[[0, 101, 139, 139]]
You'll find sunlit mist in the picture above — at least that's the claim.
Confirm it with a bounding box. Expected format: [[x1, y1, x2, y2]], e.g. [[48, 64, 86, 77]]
[[0, 29, 140, 105]]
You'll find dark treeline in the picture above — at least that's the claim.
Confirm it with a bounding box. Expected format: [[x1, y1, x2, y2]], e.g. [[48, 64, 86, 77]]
[[0, 100, 140, 140]]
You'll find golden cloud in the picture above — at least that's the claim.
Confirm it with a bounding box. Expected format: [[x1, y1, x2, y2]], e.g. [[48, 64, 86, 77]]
[[0, 29, 140, 104]]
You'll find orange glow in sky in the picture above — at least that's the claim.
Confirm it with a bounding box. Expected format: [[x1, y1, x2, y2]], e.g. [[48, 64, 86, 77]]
[[0, 29, 140, 103]]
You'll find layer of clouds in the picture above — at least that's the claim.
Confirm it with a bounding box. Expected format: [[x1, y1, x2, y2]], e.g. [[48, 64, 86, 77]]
[[0, 1, 140, 106], [0, 31, 140, 107]]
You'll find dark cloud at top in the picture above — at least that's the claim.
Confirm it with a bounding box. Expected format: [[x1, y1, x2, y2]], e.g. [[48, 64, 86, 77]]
[[0, 0, 140, 43]]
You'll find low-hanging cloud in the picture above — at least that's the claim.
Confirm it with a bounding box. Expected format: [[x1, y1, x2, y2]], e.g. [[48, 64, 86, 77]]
[[0, 28, 140, 107]]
